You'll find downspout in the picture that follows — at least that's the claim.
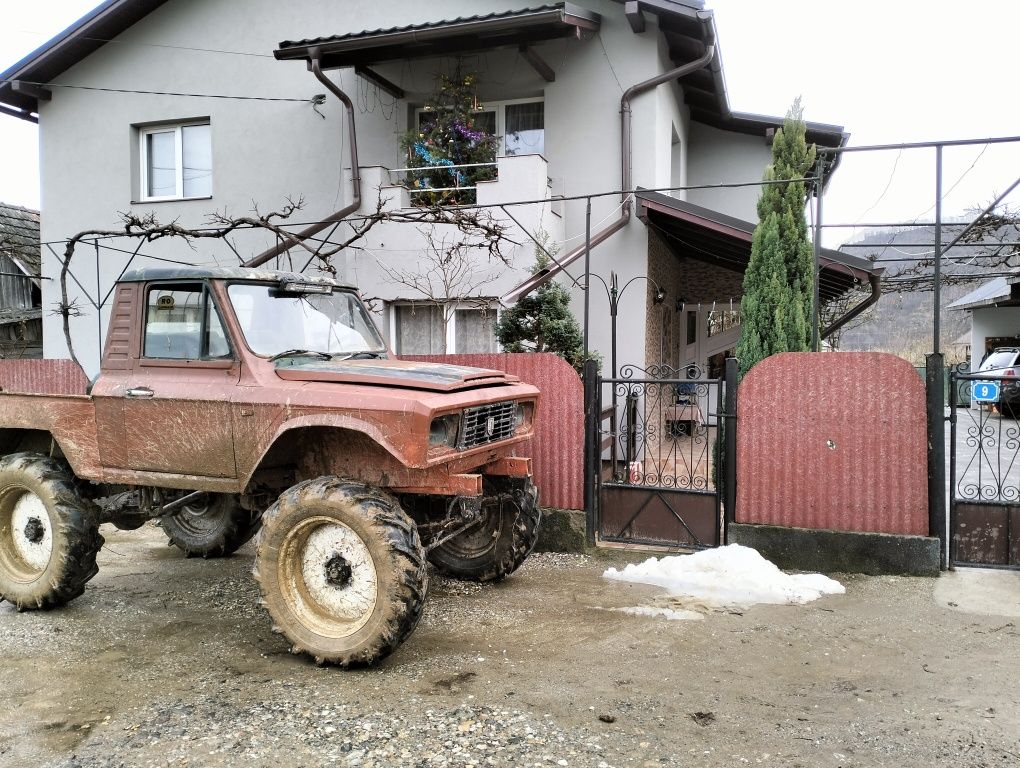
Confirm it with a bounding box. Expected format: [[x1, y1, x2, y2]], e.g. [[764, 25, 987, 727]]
[[821, 271, 883, 340], [245, 49, 362, 268], [502, 12, 715, 303]]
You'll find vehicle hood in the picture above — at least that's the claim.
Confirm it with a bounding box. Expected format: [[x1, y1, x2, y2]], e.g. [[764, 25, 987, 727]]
[[273, 358, 519, 392]]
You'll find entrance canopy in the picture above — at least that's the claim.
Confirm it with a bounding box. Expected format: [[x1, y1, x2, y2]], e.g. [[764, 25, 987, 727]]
[[637, 189, 882, 304]]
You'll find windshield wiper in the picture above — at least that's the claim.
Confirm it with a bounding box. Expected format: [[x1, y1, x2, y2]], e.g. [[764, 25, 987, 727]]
[[268, 349, 333, 362], [336, 351, 385, 360]]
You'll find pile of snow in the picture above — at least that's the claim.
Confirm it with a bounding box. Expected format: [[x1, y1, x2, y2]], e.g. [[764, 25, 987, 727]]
[[603, 544, 844, 614]]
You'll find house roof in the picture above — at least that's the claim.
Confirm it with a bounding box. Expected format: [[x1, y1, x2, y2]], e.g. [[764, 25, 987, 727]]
[[275, 5, 601, 68], [635, 189, 882, 302], [0, 0, 850, 160], [948, 274, 1019, 311], [0, 0, 172, 121], [0, 203, 42, 287]]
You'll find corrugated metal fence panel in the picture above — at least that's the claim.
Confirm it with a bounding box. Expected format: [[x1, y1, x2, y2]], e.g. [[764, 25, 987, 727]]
[[0, 360, 89, 395], [402, 353, 584, 511], [736, 352, 928, 535]]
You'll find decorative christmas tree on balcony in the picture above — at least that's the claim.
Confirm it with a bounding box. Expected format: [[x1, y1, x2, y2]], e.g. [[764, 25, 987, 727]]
[[400, 69, 500, 206]]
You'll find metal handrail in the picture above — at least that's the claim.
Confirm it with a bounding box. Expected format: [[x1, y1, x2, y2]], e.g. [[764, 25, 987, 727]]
[[387, 162, 497, 174]]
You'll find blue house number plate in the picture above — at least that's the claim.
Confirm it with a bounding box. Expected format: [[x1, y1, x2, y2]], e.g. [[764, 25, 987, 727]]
[[972, 381, 1000, 402]]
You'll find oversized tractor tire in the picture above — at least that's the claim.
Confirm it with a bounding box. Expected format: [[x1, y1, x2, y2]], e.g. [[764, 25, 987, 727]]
[[0, 452, 104, 610], [254, 478, 428, 667], [428, 477, 541, 583], [160, 493, 261, 558]]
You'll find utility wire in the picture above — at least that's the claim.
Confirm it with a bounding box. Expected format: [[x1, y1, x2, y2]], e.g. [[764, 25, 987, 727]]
[[11, 28, 275, 58], [4, 80, 316, 103]]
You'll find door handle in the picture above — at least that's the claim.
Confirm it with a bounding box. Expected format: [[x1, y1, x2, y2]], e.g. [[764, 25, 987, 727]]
[[125, 387, 155, 399]]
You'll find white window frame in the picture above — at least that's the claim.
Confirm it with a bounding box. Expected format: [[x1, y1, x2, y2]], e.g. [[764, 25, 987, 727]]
[[138, 121, 212, 202], [388, 300, 501, 354], [414, 97, 544, 158]]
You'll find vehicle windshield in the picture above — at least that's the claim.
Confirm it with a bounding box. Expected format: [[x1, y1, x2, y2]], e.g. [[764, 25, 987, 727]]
[[227, 283, 387, 359]]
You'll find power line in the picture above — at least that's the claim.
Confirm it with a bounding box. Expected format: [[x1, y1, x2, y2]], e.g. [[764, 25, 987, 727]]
[[12, 29, 275, 58], [4, 80, 317, 103]]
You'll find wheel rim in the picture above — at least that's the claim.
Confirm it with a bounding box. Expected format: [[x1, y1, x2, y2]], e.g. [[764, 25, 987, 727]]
[[278, 516, 379, 638], [0, 488, 53, 581]]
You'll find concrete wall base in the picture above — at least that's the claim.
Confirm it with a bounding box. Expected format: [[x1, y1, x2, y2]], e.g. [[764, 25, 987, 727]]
[[535, 508, 587, 553], [728, 523, 941, 577]]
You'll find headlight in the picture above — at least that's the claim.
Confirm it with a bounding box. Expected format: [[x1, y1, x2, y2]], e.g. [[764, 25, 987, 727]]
[[514, 402, 534, 431], [429, 414, 460, 448]]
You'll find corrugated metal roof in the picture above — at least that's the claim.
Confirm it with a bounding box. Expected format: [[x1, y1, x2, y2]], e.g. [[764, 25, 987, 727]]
[[279, 5, 565, 50], [948, 276, 1011, 310], [0, 203, 41, 280]]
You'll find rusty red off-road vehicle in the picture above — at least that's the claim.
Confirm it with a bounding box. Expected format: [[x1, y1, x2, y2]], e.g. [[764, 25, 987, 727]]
[[0, 267, 541, 665]]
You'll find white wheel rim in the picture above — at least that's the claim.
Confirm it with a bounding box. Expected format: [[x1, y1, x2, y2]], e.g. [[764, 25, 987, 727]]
[[281, 517, 379, 638], [10, 492, 52, 572]]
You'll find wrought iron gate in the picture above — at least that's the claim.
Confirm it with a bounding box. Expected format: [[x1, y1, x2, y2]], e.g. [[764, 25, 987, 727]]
[[949, 367, 1020, 569], [589, 363, 732, 549]]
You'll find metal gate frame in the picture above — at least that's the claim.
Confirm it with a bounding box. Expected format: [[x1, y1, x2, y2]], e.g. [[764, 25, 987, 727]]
[[583, 358, 737, 549], [948, 367, 1020, 569]]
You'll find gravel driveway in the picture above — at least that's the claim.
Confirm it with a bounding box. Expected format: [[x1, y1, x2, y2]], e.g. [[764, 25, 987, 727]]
[[0, 525, 1017, 768]]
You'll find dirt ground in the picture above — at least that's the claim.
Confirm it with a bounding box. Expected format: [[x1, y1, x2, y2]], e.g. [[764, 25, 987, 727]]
[[0, 525, 1017, 768]]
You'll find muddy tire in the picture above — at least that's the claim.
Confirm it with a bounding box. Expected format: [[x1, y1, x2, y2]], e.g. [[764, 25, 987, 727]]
[[0, 452, 104, 610], [254, 478, 428, 667], [428, 477, 541, 583], [161, 493, 261, 558]]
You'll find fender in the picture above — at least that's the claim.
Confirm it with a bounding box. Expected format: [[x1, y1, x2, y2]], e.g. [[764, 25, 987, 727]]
[[241, 412, 421, 490]]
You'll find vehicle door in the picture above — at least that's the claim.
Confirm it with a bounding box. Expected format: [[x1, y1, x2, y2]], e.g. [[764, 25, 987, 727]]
[[93, 280, 239, 478]]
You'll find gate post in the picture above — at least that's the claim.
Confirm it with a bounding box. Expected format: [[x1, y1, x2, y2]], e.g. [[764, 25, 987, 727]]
[[926, 352, 947, 569], [583, 359, 599, 548], [723, 357, 738, 534]]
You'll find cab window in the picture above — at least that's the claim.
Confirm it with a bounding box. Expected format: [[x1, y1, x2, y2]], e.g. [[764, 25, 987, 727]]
[[143, 282, 231, 360]]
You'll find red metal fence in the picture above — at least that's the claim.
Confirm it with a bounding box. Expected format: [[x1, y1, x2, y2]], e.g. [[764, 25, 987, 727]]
[[402, 353, 584, 510], [0, 359, 88, 395], [736, 352, 928, 535]]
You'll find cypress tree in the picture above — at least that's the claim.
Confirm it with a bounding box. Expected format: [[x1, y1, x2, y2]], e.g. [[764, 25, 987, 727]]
[[736, 99, 817, 377]]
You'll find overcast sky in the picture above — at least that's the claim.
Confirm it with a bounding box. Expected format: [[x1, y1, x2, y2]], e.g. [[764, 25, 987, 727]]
[[2, 0, 1019, 248]]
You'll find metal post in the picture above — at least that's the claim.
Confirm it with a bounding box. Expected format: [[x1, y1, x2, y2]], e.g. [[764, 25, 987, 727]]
[[926, 353, 947, 569], [582, 198, 592, 360], [94, 241, 102, 362], [609, 271, 619, 380], [947, 367, 958, 569], [582, 357, 599, 548], [934, 145, 943, 354], [723, 357, 738, 533], [928, 146, 947, 569], [811, 162, 824, 352]]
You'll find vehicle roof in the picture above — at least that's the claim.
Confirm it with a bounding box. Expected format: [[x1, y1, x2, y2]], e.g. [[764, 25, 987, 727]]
[[119, 266, 357, 289]]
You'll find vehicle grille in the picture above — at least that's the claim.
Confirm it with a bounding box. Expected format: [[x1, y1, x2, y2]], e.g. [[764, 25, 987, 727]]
[[460, 401, 517, 449]]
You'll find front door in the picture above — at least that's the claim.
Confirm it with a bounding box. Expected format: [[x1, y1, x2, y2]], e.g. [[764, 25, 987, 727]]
[[94, 281, 239, 479]]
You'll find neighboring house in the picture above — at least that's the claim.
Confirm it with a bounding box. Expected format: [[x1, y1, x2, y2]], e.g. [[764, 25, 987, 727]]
[[949, 271, 1020, 369], [0, 0, 877, 377], [0, 203, 43, 359]]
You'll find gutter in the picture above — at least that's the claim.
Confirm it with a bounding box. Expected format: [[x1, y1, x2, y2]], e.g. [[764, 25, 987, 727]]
[[245, 50, 361, 268], [821, 271, 882, 340], [502, 11, 715, 304]]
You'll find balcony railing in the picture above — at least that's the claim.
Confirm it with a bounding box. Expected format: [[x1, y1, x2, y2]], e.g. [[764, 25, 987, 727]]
[[386, 162, 498, 198]]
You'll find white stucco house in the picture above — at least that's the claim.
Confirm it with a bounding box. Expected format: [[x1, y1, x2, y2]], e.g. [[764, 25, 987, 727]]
[[949, 271, 1020, 369], [0, 0, 878, 378]]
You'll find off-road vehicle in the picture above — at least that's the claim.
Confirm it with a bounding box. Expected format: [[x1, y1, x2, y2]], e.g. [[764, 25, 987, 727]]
[[0, 267, 540, 665]]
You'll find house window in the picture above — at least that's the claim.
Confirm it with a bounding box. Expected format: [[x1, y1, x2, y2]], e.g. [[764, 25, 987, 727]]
[[686, 311, 697, 345], [416, 98, 544, 158], [139, 122, 212, 200], [454, 307, 498, 353], [394, 304, 446, 354], [706, 309, 741, 338], [143, 283, 230, 360], [392, 302, 499, 354]]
